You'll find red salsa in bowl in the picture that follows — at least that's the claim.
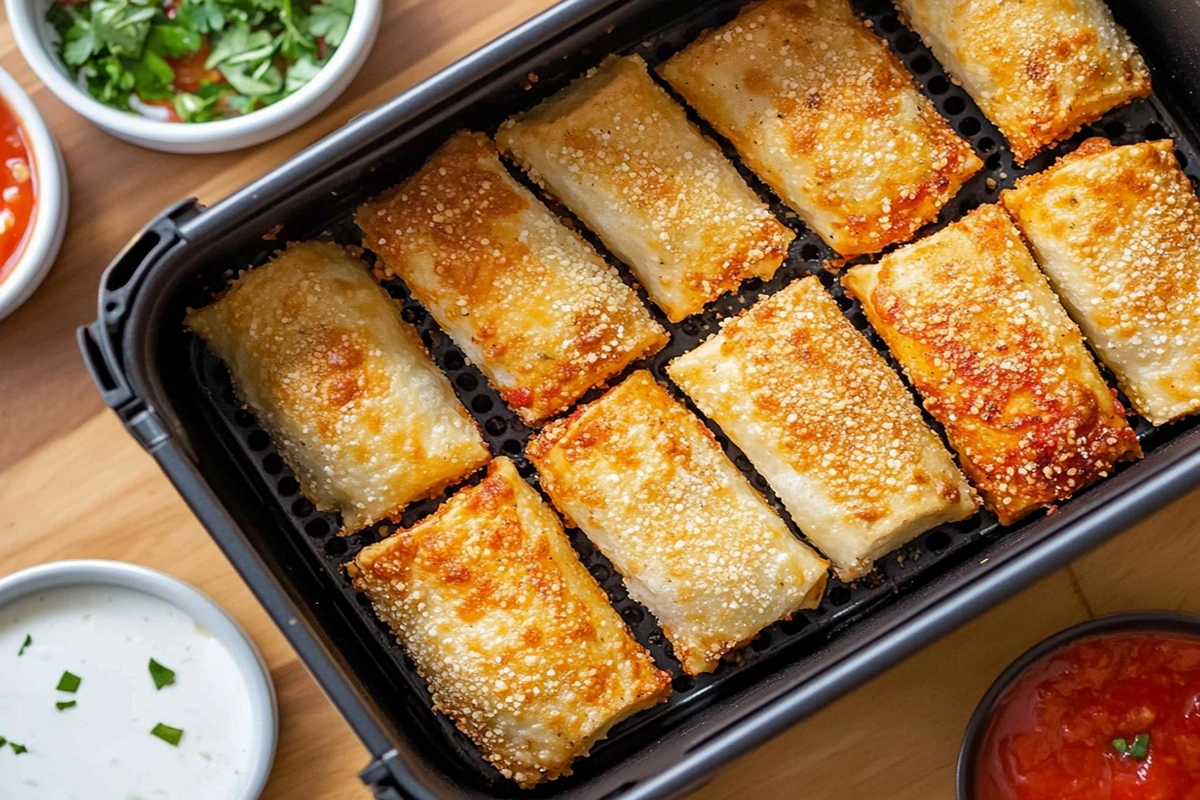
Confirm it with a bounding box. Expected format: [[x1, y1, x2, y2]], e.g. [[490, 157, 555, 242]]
[[963, 618, 1200, 800], [0, 96, 35, 287]]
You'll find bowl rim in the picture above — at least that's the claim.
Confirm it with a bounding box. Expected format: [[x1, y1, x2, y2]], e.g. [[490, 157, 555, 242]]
[[0, 64, 67, 322], [956, 610, 1200, 799], [3, 0, 381, 146], [0, 559, 279, 800]]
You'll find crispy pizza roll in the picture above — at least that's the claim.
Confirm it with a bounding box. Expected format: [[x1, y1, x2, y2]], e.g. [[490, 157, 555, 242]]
[[497, 55, 794, 321], [843, 205, 1142, 525], [658, 0, 981, 258], [668, 277, 977, 580], [893, 0, 1151, 164], [348, 457, 670, 788], [527, 371, 830, 675], [1002, 139, 1200, 426], [357, 131, 668, 424], [185, 241, 490, 534]]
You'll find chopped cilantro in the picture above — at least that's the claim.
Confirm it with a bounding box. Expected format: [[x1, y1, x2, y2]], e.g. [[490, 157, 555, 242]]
[[56, 671, 82, 693], [150, 723, 184, 747], [10, 742, 27, 755], [56, 700, 77, 711], [1129, 733, 1151, 759], [1112, 732, 1151, 760], [45, 0, 355, 122], [17, 634, 31, 656], [148, 658, 176, 690]]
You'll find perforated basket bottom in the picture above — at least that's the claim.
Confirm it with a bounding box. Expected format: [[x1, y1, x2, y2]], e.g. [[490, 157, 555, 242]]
[[190, 0, 1200, 793]]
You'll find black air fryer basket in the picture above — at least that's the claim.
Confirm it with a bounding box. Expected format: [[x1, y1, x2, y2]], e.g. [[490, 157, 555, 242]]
[[80, 1, 1200, 798]]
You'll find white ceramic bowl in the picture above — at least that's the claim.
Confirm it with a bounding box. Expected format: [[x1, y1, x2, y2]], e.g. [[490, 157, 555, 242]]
[[0, 560, 278, 799], [0, 66, 67, 322], [4, 0, 382, 153]]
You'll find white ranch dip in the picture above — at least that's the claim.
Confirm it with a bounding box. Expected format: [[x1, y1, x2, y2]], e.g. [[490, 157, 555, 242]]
[[0, 584, 258, 799]]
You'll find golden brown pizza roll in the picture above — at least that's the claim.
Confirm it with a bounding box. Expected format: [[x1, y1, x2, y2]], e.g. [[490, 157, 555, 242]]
[[348, 457, 671, 788], [1002, 138, 1200, 426], [185, 241, 490, 534], [843, 205, 1142, 525], [893, 0, 1151, 164], [658, 0, 981, 257], [357, 131, 668, 424], [497, 54, 794, 321], [668, 276, 977, 580], [527, 371, 829, 675]]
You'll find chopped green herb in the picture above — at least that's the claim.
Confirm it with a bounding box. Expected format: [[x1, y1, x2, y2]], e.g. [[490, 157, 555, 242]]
[[0, 736, 7, 748], [46, 0, 356, 123], [150, 723, 183, 747], [10, 742, 27, 755], [56, 700, 77, 711], [1112, 733, 1151, 760], [56, 671, 82, 693], [17, 634, 31, 656], [148, 658, 176, 690]]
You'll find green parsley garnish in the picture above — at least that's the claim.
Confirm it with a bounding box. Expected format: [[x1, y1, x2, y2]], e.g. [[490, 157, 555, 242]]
[[17, 634, 31, 656], [56, 671, 82, 693], [150, 723, 184, 747], [0, 736, 7, 747], [1112, 732, 1151, 760], [46, 0, 354, 123], [56, 700, 77, 711], [10, 742, 27, 755], [148, 658, 176, 690]]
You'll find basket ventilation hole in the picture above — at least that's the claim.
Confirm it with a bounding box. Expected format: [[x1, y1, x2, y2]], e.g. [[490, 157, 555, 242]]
[[673, 675, 696, 693], [305, 518, 331, 539]]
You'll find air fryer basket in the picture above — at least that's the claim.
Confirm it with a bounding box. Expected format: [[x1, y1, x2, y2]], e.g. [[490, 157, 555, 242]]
[[80, 0, 1200, 798]]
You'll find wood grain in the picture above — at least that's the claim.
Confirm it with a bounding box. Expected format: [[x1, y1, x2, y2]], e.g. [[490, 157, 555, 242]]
[[2, 1, 1200, 798]]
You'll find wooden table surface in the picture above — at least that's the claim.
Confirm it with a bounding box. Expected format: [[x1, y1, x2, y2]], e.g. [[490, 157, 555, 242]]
[[3, 2, 1200, 798]]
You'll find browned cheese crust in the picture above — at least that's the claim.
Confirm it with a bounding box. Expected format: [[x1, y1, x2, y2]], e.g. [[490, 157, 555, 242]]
[[498, 54, 794, 321], [527, 371, 829, 674], [659, 0, 981, 257], [668, 277, 977, 579], [185, 241, 490, 533], [357, 131, 667, 424], [348, 457, 670, 788], [1003, 138, 1200, 426], [843, 205, 1142, 524], [894, 0, 1151, 164]]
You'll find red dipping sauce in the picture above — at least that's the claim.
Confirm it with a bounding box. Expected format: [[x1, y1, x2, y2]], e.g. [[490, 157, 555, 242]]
[[976, 633, 1200, 800], [0, 96, 36, 286]]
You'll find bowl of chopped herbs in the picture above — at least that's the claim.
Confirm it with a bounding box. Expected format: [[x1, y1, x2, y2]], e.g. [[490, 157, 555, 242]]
[[4, 0, 381, 152]]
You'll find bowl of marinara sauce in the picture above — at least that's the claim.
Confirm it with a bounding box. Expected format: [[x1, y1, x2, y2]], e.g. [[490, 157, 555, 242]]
[[0, 65, 67, 322], [958, 612, 1200, 800]]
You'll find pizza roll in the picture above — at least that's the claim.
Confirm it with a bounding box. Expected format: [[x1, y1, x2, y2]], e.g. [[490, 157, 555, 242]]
[[185, 241, 490, 534], [1002, 138, 1200, 426], [348, 457, 671, 788], [357, 131, 668, 424], [527, 371, 830, 675], [893, 0, 1151, 164], [497, 54, 794, 321], [843, 205, 1142, 525], [658, 0, 981, 257], [668, 277, 977, 580]]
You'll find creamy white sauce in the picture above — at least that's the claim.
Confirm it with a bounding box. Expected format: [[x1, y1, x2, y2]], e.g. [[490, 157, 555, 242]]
[[0, 585, 258, 799]]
